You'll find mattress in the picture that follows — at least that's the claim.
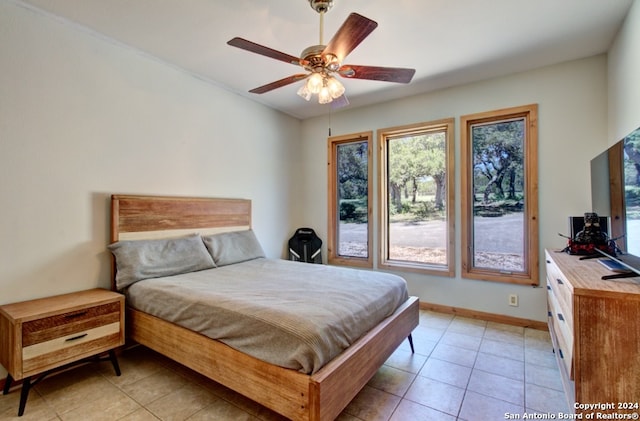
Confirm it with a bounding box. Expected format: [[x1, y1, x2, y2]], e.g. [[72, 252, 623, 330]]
[[125, 258, 409, 374]]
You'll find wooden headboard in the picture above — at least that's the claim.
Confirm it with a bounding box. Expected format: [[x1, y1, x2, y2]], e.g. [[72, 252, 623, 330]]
[[110, 194, 252, 289]]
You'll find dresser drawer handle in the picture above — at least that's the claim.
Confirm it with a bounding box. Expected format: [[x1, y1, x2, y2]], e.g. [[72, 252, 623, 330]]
[[556, 278, 564, 285], [65, 333, 88, 342], [546, 259, 551, 264], [557, 313, 565, 322], [64, 311, 88, 319]]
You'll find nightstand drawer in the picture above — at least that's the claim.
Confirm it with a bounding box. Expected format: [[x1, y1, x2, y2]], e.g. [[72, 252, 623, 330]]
[[22, 322, 121, 374], [22, 301, 120, 347]]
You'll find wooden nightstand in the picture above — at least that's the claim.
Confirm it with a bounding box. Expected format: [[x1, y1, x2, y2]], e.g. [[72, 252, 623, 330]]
[[0, 288, 124, 416]]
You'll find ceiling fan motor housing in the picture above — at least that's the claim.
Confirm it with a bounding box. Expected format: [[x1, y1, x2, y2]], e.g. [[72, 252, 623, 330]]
[[309, 0, 333, 13], [301, 45, 339, 72]]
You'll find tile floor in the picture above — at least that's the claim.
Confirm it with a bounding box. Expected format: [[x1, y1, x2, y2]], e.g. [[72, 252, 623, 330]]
[[0, 310, 570, 420]]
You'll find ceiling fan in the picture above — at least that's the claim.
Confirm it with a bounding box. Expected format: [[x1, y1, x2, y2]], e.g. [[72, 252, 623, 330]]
[[227, 0, 415, 107]]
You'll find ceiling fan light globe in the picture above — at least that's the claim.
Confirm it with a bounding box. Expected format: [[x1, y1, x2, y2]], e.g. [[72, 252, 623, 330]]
[[307, 73, 324, 94], [318, 86, 332, 104], [327, 77, 345, 98], [297, 84, 312, 101]]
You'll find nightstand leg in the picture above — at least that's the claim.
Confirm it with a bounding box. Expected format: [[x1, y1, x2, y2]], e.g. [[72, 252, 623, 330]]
[[17, 377, 31, 416], [3, 374, 13, 395], [108, 350, 121, 376]]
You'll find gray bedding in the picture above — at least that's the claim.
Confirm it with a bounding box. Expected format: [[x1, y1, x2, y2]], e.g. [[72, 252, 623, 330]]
[[125, 258, 409, 374]]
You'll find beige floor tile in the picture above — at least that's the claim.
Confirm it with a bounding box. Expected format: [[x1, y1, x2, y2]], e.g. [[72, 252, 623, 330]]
[[525, 363, 564, 391], [343, 385, 401, 421], [419, 358, 472, 388], [0, 389, 58, 421], [103, 349, 166, 389], [474, 352, 525, 381], [440, 331, 483, 351], [121, 366, 188, 406], [448, 317, 487, 338], [467, 370, 524, 405], [479, 338, 525, 361], [384, 347, 428, 374], [483, 326, 525, 345], [412, 324, 446, 342], [59, 389, 140, 421], [367, 365, 416, 396], [33, 364, 100, 396], [394, 330, 437, 357], [187, 399, 259, 421], [118, 407, 164, 421], [525, 327, 552, 341], [39, 372, 121, 415], [404, 376, 465, 416], [458, 390, 523, 421], [334, 412, 361, 421], [525, 347, 557, 369], [525, 382, 571, 414], [144, 382, 217, 421], [389, 399, 456, 421], [430, 343, 478, 367], [419, 310, 454, 329]]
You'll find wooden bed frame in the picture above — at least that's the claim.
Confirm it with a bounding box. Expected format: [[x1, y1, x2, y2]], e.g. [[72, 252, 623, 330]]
[[110, 194, 419, 421]]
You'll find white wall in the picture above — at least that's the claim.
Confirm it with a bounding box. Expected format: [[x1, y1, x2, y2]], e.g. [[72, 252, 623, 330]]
[[608, 0, 640, 142], [0, 2, 301, 307], [299, 55, 610, 322]]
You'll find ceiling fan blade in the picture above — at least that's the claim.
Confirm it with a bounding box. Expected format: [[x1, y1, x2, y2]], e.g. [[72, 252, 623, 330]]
[[249, 74, 308, 94], [338, 65, 416, 83], [227, 37, 303, 66], [323, 13, 378, 62]]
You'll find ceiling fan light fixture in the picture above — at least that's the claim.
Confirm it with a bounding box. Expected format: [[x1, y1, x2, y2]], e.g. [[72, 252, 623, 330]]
[[326, 76, 344, 98], [306, 72, 324, 94], [318, 85, 332, 104], [297, 84, 312, 101]]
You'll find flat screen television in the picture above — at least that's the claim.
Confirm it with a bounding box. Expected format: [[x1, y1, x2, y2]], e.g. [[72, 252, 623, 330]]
[[590, 125, 640, 277]]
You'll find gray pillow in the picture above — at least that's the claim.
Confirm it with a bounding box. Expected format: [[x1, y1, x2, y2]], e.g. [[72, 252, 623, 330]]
[[202, 230, 265, 266], [108, 234, 216, 290]]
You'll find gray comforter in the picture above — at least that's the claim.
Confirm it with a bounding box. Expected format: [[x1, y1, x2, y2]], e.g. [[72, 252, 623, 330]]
[[126, 258, 409, 374]]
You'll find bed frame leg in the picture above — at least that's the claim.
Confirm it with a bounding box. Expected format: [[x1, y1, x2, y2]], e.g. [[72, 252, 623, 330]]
[[407, 334, 415, 353]]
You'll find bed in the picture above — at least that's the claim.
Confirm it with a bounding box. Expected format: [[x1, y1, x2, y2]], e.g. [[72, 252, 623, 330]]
[[109, 194, 419, 421]]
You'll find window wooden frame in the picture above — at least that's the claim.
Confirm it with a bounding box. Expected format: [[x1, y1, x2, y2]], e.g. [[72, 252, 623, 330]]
[[460, 104, 539, 285], [327, 132, 373, 268], [378, 119, 455, 276]]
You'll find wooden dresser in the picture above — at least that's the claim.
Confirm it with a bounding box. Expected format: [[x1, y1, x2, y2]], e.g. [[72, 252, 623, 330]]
[[0, 288, 124, 416], [545, 250, 640, 413]]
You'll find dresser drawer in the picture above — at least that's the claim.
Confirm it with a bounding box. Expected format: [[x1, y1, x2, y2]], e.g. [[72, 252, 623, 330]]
[[547, 282, 574, 379], [545, 253, 573, 327]]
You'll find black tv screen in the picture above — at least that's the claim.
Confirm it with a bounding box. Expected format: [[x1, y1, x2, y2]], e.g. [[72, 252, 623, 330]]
[[590, 125, 640, 275]]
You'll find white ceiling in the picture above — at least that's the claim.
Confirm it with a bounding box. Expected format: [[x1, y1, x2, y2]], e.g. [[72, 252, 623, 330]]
[[18, 0, 633, 120]]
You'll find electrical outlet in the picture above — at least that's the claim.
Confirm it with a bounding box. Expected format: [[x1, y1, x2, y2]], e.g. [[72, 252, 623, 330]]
[[508, 294, 519, 307]]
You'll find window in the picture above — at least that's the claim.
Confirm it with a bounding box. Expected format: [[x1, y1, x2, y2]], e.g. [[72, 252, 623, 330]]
[[327, 132, 373, 267], [378, 119, 455, 275], [460, 104, 539, 285]]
